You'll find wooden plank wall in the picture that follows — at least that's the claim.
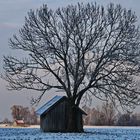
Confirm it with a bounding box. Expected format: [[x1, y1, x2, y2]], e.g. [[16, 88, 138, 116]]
[[41, 100, 67, 132]]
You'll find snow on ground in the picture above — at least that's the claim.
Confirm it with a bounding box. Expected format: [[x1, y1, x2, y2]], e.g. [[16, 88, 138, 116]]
[[0, 126, 140, 140], [0, 124, 40, 128], [84, 125, 140, 129]]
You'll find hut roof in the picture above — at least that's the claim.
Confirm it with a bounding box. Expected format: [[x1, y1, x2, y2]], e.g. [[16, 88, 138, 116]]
[[36, 95, 87, 116], [15, 120, 24, 124], [36, 96, 64, 115]]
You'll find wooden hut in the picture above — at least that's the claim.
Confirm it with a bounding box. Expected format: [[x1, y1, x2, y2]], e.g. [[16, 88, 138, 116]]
[[36, 96, 86, 132]]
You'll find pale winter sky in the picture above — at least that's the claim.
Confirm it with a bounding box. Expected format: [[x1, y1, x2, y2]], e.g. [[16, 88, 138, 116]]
[[0, 0, 140, 121]]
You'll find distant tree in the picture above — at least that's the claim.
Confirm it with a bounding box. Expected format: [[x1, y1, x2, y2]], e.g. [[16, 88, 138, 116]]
[[101, 102, 116, 125], [117, 113, 131, 126], [83, 106, 100, 125], [83, 102, 116, 126], [91, 107, 105, 125], [11, 105, 23, 120], [3, 3, 140, 132], [2, 118, 11, 124], [29, 108, 38, 125], [82, 105, 91, 125], [11, 105, 38, 125], [117, 113, 140, 126], [130, 113, 140, 126], [129, 114, 138, 126], [20, 107, 30, 124]]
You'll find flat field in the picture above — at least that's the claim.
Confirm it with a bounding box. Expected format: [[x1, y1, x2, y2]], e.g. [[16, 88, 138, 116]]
[[0, 126, 140, 140]]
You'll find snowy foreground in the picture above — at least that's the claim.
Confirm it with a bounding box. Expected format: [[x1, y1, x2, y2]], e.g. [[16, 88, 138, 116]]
[[0, 126, 140, 140]]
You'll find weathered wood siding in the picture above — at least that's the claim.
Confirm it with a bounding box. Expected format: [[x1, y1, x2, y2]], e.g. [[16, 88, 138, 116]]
[[40, 99, 67, 132], [76, 111, 83, 131]]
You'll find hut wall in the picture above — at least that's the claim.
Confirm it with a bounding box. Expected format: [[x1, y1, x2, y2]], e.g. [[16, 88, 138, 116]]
[[76, 112, 83, 132], [40, 100, 67, 132], [64, 102, 84, 132]]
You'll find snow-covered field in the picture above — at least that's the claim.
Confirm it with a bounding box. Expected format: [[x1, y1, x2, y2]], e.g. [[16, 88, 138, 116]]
[[0, 126, 140, 140]]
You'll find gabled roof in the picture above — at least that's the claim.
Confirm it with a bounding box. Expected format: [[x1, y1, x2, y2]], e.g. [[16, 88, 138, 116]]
[[36, 95, 65, 115], [36, 95, 87, 116], [15, 120, 24, 124]]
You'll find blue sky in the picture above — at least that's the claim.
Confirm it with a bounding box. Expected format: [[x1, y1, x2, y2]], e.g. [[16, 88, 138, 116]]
[[0, 0, 140, 121]]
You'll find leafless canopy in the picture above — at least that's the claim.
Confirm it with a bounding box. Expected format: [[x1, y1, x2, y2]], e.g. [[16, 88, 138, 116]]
[[3, 3, 140, 109]]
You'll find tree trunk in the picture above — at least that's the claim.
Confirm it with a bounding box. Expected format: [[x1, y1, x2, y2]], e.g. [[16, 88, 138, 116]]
[[66, 100, 84, 132]]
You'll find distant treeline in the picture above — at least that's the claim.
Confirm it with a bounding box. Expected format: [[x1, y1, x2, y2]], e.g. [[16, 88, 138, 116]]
[[2, 103, 140, 126], [2, 105, 39, 125], [83, 103, 140, 126]]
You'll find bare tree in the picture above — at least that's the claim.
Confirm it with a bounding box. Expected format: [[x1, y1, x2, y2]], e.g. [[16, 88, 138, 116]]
[[117, 113, 131, 126], [101, 102, 116, 125], [83, 102, 116, 126], [11, 105, 23, 120], [2, 118, 11, 124], [11, 105, 38, 125], [3, 3, 140, 132], [29, 108, 38, 125]]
